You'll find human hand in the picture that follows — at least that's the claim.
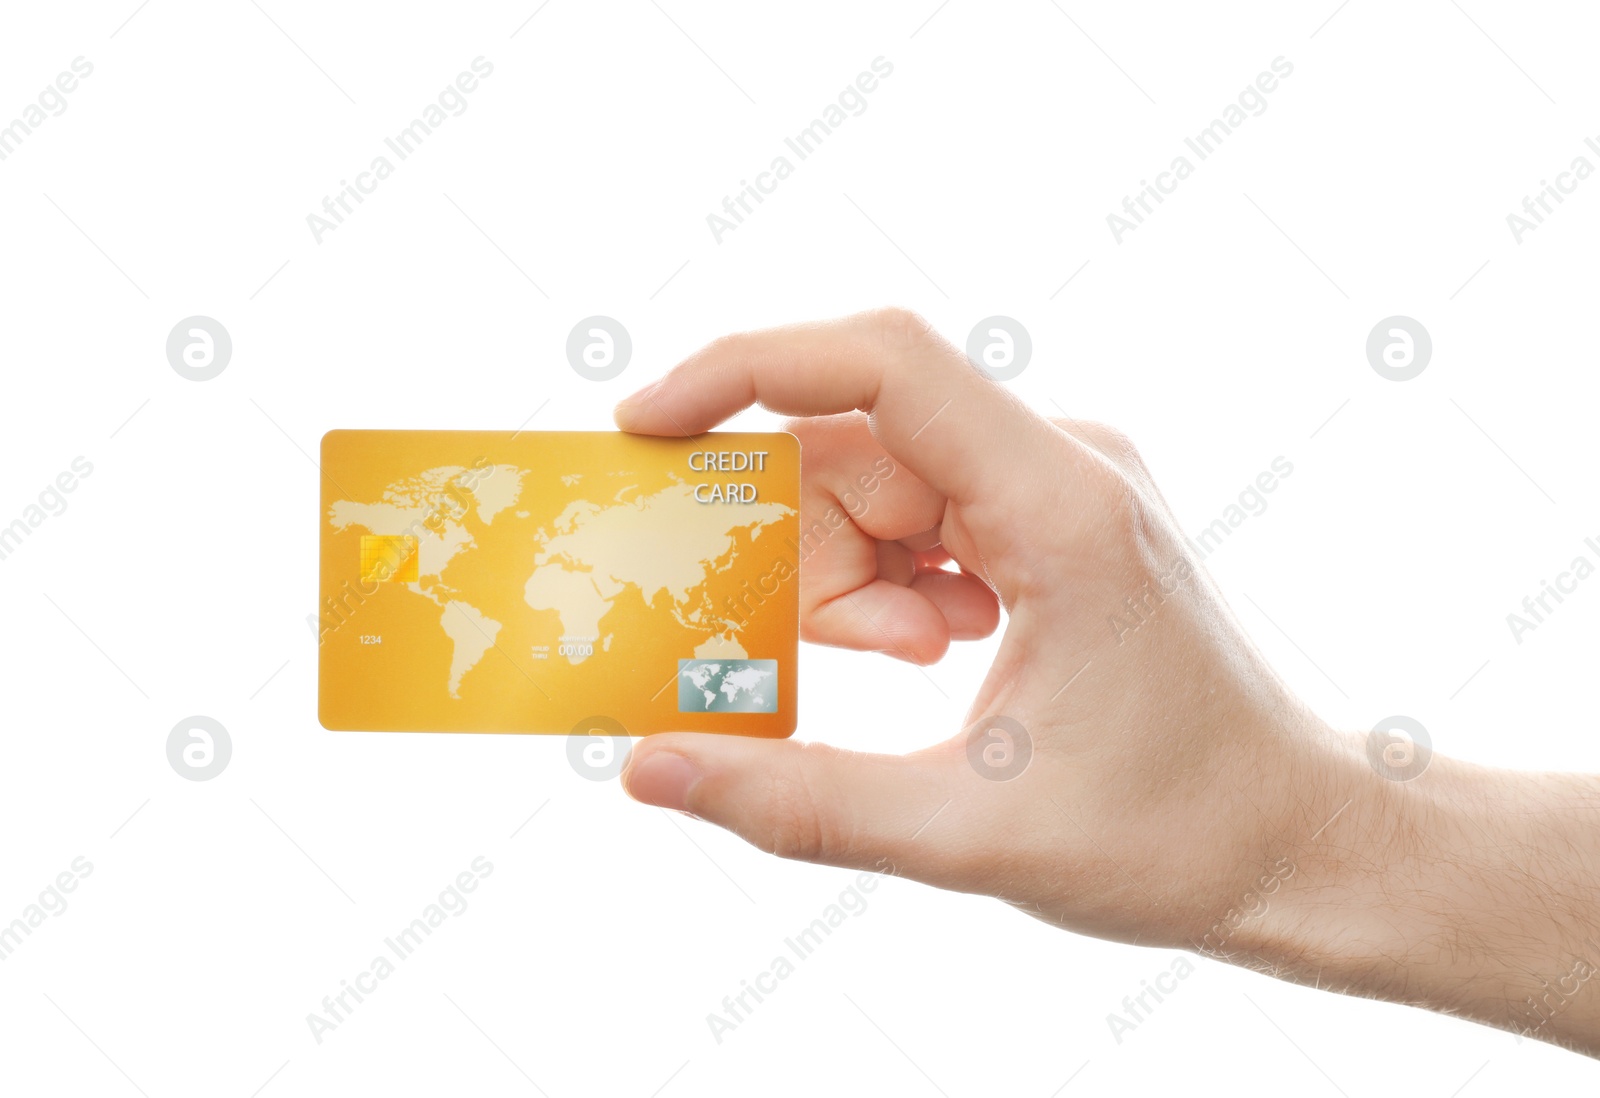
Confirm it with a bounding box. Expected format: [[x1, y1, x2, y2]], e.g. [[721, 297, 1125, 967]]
[[613, 308, 1331, 948], [615, 309, 1600, 1055]]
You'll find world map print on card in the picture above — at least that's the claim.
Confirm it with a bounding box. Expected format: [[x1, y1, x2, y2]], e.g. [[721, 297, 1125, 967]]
[[317, 430, 799, 737]]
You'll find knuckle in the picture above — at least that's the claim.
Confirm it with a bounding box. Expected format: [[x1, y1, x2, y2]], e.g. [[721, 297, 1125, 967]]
[[867, 306, 935, 354], [703, 331, 745, 361], [1078, 420, 1146, 471], [764, 791, 829, 864], [761, 746, 850, 864], [1087, 467, 1154, 550]]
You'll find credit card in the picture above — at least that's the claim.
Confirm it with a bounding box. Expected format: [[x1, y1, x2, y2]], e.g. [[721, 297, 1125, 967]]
[[316, 430, 799, 736]]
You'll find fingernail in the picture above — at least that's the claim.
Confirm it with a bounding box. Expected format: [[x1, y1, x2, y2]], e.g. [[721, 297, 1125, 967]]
[[624, 751, 700, 811]]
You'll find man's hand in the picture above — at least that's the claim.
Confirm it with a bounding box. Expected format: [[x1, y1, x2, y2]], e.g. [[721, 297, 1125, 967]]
[[614, 308, 1600, 1056]]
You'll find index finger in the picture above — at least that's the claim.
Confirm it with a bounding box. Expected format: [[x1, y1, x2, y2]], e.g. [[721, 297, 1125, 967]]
[[612, 308, 1087, 512]]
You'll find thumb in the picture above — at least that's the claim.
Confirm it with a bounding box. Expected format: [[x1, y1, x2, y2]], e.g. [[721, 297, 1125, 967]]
[[622, 734, 957, 876]]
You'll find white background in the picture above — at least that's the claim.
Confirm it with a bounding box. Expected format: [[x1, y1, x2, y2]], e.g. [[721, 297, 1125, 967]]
[[2, 0, 1597, 1094]]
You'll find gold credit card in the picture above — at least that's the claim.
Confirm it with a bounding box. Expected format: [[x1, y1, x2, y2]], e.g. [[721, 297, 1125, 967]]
[[317, 430, 799, 736]]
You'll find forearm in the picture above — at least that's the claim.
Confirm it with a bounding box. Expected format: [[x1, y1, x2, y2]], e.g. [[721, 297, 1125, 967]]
[[1242, 734, 1600, 1054]]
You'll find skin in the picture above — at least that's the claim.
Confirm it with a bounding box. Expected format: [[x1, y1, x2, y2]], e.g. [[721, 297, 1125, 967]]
[[615, 308, 1600, 1056]]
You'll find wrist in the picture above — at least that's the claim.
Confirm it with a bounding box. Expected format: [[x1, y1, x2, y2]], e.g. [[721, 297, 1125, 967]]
[[1233, 732, 1600, 1052]]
